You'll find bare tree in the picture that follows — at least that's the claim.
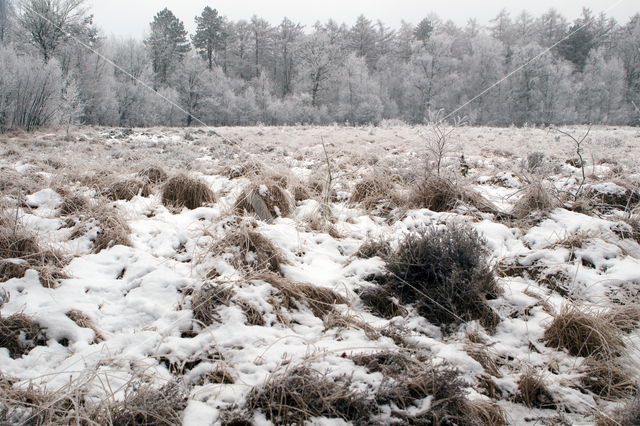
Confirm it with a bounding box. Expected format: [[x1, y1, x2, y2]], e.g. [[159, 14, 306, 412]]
[[420, 109, 465, 176], [551, 125, 591, 200], [18, 0, 91, 61]]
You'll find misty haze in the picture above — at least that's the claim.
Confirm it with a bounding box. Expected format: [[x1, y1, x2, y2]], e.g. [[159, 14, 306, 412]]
[[1, 0, 640, 425]]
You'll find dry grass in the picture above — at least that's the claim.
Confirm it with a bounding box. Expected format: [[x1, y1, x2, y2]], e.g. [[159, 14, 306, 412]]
[[465, 344, 503, 378], [235, 183, 294, 222], [162, 174, 215, 210], [255, 273, 348, 320], [465, 399, 508, 426], [408, 176, 501, 215], [138, 166, 168, 184], [104, 178, 151, 201], [191, 283, 234, 327], [59, 195, 90, 216], [236, 300, 265, 326], [245, 365, 375, 425], [0, 218, 67, 287], [354, 238, 391, 259], [517, 369, 555, 408], [512, 181, 560, 219], [0, 313, 44, 358], [350, 173, 398, 210], [580, 359, 638, 401], [543, 305, 625, 359], [603, 305, 640, 333], [358, 285, 407, 319], [97, 381, 187, 425], [212, 223, 288, 274], [66, 310, 104, 343], [91, 205, 132, 253], [597, 397, 640, 426]]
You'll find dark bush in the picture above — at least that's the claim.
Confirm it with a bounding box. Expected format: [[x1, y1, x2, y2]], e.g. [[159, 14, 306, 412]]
[[385, 224, 500, 331]]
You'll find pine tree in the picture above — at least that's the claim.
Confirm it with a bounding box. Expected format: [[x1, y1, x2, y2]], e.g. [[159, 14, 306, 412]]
[[145, 8, 190, 85], [414, 18, 433, 46], [192, 6, 225, 70]]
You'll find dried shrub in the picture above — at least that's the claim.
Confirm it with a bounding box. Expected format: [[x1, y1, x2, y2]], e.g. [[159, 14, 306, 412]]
[[408, 176, 499, 214], [138, 166, 168, 184], [191, 283, 234, 327], [543, 306, 625, 359], [59, 195, 89, 216], [0, 313, 44, 358], [256, 273, 348, 320], [98, 381, 187, 426], [580, 359, 638, 401], [517, 370, 554, 408], [358, 285, 407, 319], [104, 178, 151, 201], [66, 310, 104, 343], [212, 224, 288, 274], [385, 224, 501, 331], [162, 175, 215, 210], [235, 183, 294, 222], [512, 182, 560, 219], [92, 206, 132, 253], [245, 365, 375, 425]]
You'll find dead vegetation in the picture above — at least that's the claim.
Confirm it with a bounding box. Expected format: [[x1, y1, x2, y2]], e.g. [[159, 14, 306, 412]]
[[385, 224, 501, 332], [512, 181, 560, 219], [91, 205, 132, 253], [244, 365, 375, 425], [597, 397, 640, 426], [358, 285, 407, 319], [0, 216, 67, 287], [59, 194, 90, 216], [255, 273, 348, 321], [350, 173, 400, 211], [212, 222, 288, 274], [104, 178, 151, 201], [0, 313, 44, 358], [138, 166, 168, 184], [407, 176, 501, 215], [580, 359, 638, 401], [517, 369, 555, 408], [235, 182, 294, 222], [162, 174, 215, 210], [543, 305, 625, 359], [66, 310, 104, 343], [191, 283, 234, 327]]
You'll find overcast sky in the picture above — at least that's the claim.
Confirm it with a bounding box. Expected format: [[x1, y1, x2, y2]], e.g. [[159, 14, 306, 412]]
[[87, 0, 637, 39]]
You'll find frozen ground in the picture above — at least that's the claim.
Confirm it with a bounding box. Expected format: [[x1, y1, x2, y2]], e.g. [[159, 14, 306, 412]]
[[1, 124, 640, 425]]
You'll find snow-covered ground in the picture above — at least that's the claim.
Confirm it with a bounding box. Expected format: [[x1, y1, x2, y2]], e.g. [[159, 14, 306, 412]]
[[1, 125, 639, 425]]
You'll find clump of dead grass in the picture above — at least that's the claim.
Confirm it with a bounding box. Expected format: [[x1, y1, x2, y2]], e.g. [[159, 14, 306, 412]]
[[97, 381, 187, 425], [512, 181, 560, 220], [66, 310, 104, 343], [543, 305, 625, 359], [407, 176, 500, 214], [91, 205, 132, 253], [580, 359, 638, 401], [255, 272, 348, 321], [355, 238, 391, 259], [0, 313, 44, 358], [597, 397, 640, 426], [212, 222, 288, 274], [138, 166, 168, 184], [104, 178, 151, 201], [245, 365, 375, 425], [59, 195, 89, 216], [0, 217, 67, 287], [358, 285, 407, 319], [385, 224, 501, 332], [235, 183, 294, 222], [191, 283, 234, 327], [517, 369, 555, 408], [162, 174, 215, 210], [603, 305, 640, 333], [350, 173, 399, 211]]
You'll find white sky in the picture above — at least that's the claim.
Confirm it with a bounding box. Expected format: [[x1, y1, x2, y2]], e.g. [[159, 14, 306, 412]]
[[87, 0, 638, 39]]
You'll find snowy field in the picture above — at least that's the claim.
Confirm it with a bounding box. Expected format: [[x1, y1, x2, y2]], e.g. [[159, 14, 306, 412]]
[[1, 124, 640, 425]]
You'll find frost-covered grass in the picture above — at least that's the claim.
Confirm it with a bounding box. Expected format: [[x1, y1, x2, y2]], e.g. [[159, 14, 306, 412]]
[[1, 124, 640, 425]]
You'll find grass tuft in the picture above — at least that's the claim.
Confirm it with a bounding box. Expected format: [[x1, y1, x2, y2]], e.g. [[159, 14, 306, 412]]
[[0, 313, 44, 358], [104, 178, 151, 201], [162, 174, 215, 210]]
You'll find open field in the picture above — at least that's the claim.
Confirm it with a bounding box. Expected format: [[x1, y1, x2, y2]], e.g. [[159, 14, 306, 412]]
[[1, 125, 640, 425]]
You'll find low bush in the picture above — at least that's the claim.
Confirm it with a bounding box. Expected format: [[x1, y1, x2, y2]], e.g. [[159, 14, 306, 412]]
[[385, 224, 500, 331]]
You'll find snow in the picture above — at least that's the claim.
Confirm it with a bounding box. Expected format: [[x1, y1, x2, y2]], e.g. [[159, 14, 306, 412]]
[[1, 125, 639, 425]]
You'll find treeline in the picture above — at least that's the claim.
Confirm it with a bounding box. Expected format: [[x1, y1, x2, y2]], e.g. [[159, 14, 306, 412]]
[[0, 0, 639, 132]]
